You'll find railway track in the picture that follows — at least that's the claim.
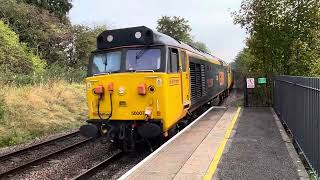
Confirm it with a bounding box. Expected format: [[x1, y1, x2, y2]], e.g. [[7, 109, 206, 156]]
[[71, 149, 123, 180], [0, 130, 91, 178]]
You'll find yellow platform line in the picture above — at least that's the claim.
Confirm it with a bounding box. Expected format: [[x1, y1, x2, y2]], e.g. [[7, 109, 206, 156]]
[[203, 107, 241, 180]]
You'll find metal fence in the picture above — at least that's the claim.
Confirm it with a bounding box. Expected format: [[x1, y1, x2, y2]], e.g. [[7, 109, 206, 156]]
[[273, 76, 320, 178]]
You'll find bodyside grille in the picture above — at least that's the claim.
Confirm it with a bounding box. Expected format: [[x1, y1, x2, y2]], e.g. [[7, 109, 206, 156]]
[[190, 62, 207, 102]]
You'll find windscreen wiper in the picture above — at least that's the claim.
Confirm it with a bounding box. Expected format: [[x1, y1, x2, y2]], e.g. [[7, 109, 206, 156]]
[[104, 56, 108, 72], [136, 48, 149, 60]]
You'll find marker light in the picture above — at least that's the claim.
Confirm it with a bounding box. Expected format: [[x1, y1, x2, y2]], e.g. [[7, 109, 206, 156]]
[[135, 32, 142, 39], [138, 84, 147, 95], [94, 85, 104, 95], [107, 35, 113, 42], [108, 82, 114, 94]]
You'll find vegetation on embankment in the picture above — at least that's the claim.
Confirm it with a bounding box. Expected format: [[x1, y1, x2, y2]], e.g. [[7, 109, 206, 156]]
[[0, 0, 98, 148], [0, 81, 87, 148]]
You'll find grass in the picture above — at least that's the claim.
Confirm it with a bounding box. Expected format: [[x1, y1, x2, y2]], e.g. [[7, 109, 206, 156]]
[[308, 170, 318, 180], [233, 97, 244, 107], [0, 80, 87, 148]]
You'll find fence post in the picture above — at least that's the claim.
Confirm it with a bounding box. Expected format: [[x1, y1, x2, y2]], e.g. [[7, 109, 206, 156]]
[[244, 77, 248, 107]]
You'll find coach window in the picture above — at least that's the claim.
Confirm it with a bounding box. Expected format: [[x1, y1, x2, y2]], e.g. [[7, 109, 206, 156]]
[[181, 51, 187, 72], [168, 48, 179, 73]]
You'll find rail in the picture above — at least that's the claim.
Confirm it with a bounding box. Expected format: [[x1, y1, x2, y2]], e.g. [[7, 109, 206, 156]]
[[0, 130, 80, 161], [0, 137, 91, 178], [71, 150, 123, 180]]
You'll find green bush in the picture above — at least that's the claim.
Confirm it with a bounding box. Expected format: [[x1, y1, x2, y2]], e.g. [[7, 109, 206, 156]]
[[0, 20, 45, 82]]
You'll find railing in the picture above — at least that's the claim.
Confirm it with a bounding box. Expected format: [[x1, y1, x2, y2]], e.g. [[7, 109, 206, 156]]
[[273, 76, 320, 178]]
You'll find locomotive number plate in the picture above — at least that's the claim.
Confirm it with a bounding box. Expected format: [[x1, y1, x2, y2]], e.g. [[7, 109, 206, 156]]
[[131, 111, 144, 115]]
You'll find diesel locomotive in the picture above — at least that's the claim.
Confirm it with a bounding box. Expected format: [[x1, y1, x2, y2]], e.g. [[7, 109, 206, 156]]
[[80, 26, 233, 151]]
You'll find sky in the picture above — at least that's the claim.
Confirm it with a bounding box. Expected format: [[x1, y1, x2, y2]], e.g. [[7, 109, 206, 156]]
[[69, 0, 247, 63]]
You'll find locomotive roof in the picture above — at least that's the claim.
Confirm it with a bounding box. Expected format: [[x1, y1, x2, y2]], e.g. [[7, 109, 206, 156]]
[[97, 26, 227, 65]]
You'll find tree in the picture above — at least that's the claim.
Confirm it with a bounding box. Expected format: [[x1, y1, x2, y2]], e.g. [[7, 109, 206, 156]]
[[156, 16, 211, 53], [0, 0, 72, 66], [156, 16, 192, 42], [233, 0, 320, 76], [19, 0, 72, 21], [0, 20, 44, 79], [233, 48, 256, 76], [188, 41, 209, 52], [69, 25, 107, 69]]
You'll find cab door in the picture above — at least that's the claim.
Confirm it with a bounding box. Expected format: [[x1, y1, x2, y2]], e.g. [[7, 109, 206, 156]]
[[179, 50, 190, 110]]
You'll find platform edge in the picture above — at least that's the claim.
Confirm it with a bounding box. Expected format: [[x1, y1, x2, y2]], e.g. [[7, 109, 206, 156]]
[[119, 106, 215, 180], [203, 107, 241, 180]]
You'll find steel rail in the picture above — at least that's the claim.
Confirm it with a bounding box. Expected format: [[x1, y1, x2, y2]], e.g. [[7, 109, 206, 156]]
[[0, 138, 91, 179], [0, 130, 80, 162], [71, 150, 123, 180]]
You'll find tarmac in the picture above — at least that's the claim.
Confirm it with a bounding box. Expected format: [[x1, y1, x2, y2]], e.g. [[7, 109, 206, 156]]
[[216, 107, 308, 180]]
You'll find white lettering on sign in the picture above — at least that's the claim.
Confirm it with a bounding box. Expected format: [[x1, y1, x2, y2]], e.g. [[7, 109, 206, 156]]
[[246, 78, 255, 89]]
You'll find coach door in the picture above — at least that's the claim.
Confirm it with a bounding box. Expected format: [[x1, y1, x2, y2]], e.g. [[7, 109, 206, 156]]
[[180, 50, 190, 110]]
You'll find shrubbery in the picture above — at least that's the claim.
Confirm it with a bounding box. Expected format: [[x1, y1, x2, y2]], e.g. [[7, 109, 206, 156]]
[[0, 0, 92, 148], [0, 20, 88, 85], [0, 20, 45, 80]]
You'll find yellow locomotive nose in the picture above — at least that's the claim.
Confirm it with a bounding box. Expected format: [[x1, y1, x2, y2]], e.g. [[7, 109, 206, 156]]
[[86, 73, 164, 122]]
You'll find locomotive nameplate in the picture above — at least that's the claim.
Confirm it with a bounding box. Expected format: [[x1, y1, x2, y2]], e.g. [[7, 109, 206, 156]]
[[169, 78, 180, 86], [219, 72, 225, 86], [207, 78, 214, 88]]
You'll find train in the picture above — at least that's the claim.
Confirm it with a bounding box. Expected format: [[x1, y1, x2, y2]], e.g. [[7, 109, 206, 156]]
[[80, 26, 233, 151]]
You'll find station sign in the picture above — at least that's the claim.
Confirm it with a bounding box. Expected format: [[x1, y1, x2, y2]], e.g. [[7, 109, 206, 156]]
[[246, 78, 255, 89], [258, 77, 267, 84]]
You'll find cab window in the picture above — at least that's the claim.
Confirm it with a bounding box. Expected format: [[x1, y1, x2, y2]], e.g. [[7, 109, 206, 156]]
[[91, 51, 121, 75], [181, 51, 187, 72], [168, 48, 179, 73], [126, 48, 161, 71]]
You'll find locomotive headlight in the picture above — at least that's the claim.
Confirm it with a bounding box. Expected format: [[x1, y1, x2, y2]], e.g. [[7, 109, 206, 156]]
[[107, 35, 113, 42], [135, 31, 142, 39], [118, 87, 126, 96]]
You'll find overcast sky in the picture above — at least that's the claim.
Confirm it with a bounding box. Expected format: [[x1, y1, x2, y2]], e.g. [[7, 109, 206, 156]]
[[69, 0, 247, 63]]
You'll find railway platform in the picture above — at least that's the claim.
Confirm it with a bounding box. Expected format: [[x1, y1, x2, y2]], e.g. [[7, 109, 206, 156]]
[[120, 107, 309, 180]]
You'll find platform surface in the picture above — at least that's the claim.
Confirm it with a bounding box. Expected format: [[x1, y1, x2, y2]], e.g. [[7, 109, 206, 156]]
[[122, 107, 307, 180], [216, 108, 305, 180]]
